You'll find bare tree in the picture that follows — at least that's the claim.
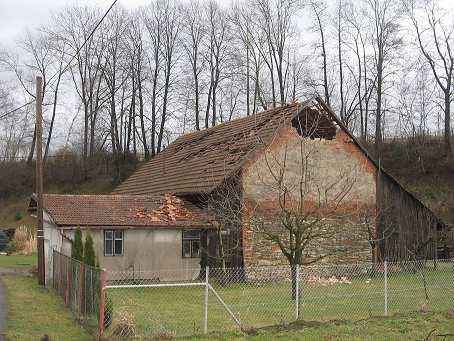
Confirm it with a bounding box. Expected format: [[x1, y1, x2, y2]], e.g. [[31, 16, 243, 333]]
[[407, 0, 454, 158], [54, 5, 107, 177], [128, 13, 149, 159], [44, 40, 67, 163], [256, 0, 297, 106], [157, 0, 181, 153], [143, 1, 164, 156], [182, 0, 205, 130], [206, 178, 245, 271], [365, 0, 402, 157], [241, 110, 365, 305], [204, 1, 229, 128], [0, 83, 31, 159], [311, 0, 331, 107], [232, 1, 268, 112], [343, 0, 376, 141], [0, 30, 53, 163], [103, 6, 129, 181], [337, 0, 346, 123]]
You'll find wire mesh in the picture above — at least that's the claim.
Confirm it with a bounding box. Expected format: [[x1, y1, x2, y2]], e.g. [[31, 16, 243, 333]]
[[104, 268, 209, 339], [52, 250, 102, 335], [53, 258, 454, 339], [387, 259, 454, 315]]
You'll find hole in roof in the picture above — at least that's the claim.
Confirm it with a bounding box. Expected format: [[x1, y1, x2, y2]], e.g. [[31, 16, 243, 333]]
[[292, 108, 336, 140]]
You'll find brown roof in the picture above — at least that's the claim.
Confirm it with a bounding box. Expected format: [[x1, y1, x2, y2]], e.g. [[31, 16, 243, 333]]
[[29, 194, 212, 228], [114, 99, 335, 196]]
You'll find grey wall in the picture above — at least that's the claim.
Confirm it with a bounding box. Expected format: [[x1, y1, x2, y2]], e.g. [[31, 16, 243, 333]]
[[61, 228, 201, 281]]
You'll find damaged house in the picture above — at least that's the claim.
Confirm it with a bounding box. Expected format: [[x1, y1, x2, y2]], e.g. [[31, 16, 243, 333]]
[[30, 97, 449, 281]]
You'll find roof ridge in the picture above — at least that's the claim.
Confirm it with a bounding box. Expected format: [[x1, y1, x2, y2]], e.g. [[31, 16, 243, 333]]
[[172, 102, 300, 144], [210, 102, 299, 127], [42, 193, 175, 199]]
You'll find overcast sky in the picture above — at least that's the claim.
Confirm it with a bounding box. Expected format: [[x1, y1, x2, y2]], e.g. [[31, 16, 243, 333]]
[[0, 0, 149, 47]]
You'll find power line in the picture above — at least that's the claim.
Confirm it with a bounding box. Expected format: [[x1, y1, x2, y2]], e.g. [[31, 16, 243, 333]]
[[0, 100, 35, 120], [46, 0, 119, 86], [0, 155, 69, 161], [0, 0, 119, 121]]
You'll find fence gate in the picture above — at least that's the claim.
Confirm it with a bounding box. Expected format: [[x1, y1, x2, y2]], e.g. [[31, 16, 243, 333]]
[[101, 267, 241, 339]]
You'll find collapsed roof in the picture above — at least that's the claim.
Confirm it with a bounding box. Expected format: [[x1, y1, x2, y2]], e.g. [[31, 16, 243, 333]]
[[114, 99, 337, 196], [28, 193, 212, 229]]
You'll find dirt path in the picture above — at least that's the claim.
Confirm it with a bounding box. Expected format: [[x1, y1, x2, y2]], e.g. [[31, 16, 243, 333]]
[[0, 276, 6, 341]]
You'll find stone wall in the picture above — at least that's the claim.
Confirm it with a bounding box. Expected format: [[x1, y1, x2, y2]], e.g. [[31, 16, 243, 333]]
[[241, 125, 377, 268]]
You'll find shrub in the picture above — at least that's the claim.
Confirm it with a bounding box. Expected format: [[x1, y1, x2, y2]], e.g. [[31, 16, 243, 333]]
[[12, 226, 36, 255], [14, 212, 23, 221], [112, 310, 136, 337], [13, 225, 28, 251], [71, 228, 83, 261], [5, 240, 16, 255], [84, 234, 96, 267], [0, 231, 8, 252]]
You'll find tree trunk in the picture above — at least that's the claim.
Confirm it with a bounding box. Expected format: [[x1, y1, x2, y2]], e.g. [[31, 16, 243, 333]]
[[151, 47, 160, 157], [126, 76, 136, 155], [212, 83, 217, 127], [27, 125, 36, 165], [137, 75, 149, 160], [337, 4, 345, 123], [205, 81, 213, 129], [217, 228, 226, 272], [44, 72, 62, 163], [157, 69, 171, 153], [444, 91, 452, 157], [193, 54, 200, 130], [290, 263, 301, 310], [83, 100, 89, 180], [246, 45, 250, 116], [375, 53, 383, 158]]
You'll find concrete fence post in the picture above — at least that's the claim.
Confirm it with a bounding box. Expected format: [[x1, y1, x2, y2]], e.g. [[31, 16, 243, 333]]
[[98, 269, 107, 339], [203, 266, 210, 334], [384, 260, 388, 316], [65, 258, 71, 306], [52, 249, 56, 291], [77, 263, 84, 321], [295, 264, 300, 320]]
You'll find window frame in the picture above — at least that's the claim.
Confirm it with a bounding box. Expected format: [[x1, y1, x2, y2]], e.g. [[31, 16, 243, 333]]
[[182, 230, 201, 258], [104, 230, 124, 256]]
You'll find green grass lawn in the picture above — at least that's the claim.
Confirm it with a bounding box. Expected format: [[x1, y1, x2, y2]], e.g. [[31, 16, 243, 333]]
[[0, 253, 37, 270], [186, 311, 454, 340], [104, 263, 454, 339], [2, 275, 93, 341]]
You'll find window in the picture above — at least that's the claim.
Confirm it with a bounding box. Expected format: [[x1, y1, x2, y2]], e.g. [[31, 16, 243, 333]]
[[182, 230, 201, 258], [104, 230, 123, 256]]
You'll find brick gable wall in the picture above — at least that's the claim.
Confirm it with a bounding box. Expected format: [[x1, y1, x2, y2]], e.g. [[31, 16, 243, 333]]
[[241, 125, 377, 267]]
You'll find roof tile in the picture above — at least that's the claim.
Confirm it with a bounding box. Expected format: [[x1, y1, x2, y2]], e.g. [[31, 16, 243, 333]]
[[31, 194, 212, 228], [113, 101, 321, 196]]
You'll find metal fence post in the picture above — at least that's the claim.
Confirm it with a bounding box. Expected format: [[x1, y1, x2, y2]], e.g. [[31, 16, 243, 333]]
[[384, 260, 388, 316], [204, 266, 209, 334], [295, 264, 300, 320]]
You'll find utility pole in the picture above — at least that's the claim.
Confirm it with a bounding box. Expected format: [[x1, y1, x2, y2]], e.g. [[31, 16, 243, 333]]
[[36, 76, 45, 285]]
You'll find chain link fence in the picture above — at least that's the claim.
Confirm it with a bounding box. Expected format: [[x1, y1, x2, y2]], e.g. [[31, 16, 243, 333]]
[[52, 250, 105, 336], [100, 259, 454, 339]]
